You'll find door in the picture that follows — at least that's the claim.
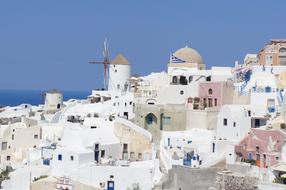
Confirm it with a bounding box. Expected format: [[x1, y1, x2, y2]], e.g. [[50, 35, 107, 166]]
[[123, 143, 128, 160], [94, 144, 99, 162]]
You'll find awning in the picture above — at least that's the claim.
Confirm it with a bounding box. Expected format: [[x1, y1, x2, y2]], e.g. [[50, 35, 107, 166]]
[[272, 163, 286, 172]]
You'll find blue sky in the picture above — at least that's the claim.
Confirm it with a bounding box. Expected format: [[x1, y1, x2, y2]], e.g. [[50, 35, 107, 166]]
[[0, 0, 285, 91]]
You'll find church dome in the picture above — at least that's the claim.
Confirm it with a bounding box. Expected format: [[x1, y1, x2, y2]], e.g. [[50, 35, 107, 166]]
[[173, 46, 204, 65]]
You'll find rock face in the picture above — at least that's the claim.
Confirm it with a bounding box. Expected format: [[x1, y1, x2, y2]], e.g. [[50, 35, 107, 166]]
[[211, 170, 258, 190]]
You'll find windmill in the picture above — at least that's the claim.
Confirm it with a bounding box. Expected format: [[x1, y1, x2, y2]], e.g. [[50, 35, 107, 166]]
[[89, 39, 110, 89]]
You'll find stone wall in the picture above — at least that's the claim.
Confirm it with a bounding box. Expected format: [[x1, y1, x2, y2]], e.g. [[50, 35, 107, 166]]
[[162, 165, 222, 190], [211, 171, 258, 190]]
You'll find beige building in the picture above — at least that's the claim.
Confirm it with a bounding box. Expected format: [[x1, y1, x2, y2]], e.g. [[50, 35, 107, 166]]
[[114, 118, 153, 161], [0, 118, 41, 168], [258, 39, 286, 66], [133, 104, 187, 143]]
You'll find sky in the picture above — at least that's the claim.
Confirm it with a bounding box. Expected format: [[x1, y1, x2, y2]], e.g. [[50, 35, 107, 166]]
[[0, 0, 286, 91]]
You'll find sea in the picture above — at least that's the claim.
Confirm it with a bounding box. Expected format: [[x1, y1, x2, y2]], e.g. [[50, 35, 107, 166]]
[[0, 89, 90, 107]]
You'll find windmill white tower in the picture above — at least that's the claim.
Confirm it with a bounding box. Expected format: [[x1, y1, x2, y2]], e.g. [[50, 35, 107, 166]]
[[108, 53, 131, 92]]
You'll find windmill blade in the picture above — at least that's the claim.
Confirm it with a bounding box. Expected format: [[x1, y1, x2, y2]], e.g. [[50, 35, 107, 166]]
[[89, 61, 105, 64], [102, 38, 110, 61]]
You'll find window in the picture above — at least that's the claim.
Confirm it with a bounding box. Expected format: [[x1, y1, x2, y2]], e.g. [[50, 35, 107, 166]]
[[189, 76, 193, 83], [6, 156, 10, 161], [279, 56, 286, 65], [1, 142, 7, 150], [254, 119, 260, 127], [34, 134, 38, 139], [123, 144, 128, 153], [12, 134, 14, 140], [279, 48, 286, 65], [276, 156, 279, 160], [58, 154, 62, 161], [256, 146, 259, 152], [263, 154, 266, 160], [138, 153, 142, 160], [206, 76, 211, 81], [90, 126, 97, 129], [214, 98, 218, 106], [208, 88, 213, 95], [223, 118, 227, 126], [101, 150, 105, 158], [243, 144, 247, 150], [179, 76, 188, 85], [280, 47, 286, 53], [248, 110, 251, 117], [172, 76, 178, 84], [233, 122, 236, 127], [248, 153, 252, 160], [203, 98, 207, 107], [267, 98, 275, 113], [208, 98, 213, 107], [265, 86, 271, 93], [115, 69, 117, 72], [70, 155, 74, 161], [117, 84, 120, 89], [180, 90, 184, 95], [265, 55, 273, 66], [130, 152, 135, 159], [163, 116, 171, 125]]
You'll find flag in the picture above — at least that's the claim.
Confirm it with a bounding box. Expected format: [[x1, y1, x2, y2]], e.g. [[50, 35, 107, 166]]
[[170, 54, 186, 63]]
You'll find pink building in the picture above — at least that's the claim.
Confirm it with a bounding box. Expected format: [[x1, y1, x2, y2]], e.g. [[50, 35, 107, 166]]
[[198, 81, 233, 108], [235, 128, 286, 168]]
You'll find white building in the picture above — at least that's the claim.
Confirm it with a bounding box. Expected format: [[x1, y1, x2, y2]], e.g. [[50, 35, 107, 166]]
[[43, 90, 63, 114], [51, 122, 120, 176], [160, 129, 222, 169], [245, 72, 284, 118], [216, 105, 251, 143]]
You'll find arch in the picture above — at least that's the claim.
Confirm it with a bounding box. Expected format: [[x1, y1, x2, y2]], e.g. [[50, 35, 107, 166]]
[[279, 47, 286, 53], [146, 98, 156, 105], [145, 113, 158, 129]]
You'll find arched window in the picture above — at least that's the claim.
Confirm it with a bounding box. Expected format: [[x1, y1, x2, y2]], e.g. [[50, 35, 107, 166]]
[[279, 47, 286, 53], [208, 88, 213, 95], [172, 76, 178, 84]]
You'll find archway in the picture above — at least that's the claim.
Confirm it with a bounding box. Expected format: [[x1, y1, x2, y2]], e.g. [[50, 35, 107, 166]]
[[145, 113, 157, 129]]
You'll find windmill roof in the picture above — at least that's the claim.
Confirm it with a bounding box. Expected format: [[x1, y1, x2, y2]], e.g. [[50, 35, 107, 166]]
[[111, 53, 130, 65]]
